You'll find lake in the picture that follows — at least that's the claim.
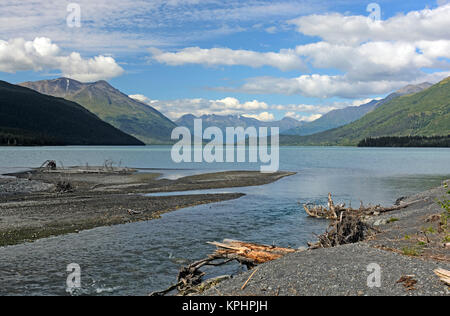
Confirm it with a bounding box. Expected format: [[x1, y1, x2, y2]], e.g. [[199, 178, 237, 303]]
[[0, 146, 449, 295]]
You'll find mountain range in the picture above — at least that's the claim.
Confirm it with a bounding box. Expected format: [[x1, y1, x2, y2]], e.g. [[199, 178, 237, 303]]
[[280, 77, 450, 146], [3, 75, 448, 147], [20, 78, 177, 144], [176, 114, 305, 134], [0, 81, 144, 146], [285, 82, 433, 136]]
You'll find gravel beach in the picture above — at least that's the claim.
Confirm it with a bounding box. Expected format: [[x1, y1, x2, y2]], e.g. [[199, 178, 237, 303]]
[[0, 168, 294, 247], [202, 181, 450, 296]]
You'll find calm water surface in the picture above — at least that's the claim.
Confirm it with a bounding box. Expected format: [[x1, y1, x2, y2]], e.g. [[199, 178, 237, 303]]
[[0, 146, 449, 295]]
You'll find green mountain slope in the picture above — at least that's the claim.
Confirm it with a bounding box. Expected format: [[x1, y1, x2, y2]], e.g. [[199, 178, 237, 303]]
[[0, 81, 144, 146], [285, 82, 432, 136], [20, 78, 177, 144], [280, 77, 450, 146]]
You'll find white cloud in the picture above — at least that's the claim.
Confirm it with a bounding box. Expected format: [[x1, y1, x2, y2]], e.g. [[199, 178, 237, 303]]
[[285, 112, 322, 122], [417, 40, 450, 59], [0, 37, 124, 81], [302, 114, 322, 122], [294, 41, 443, 82], [289, 4, 450, 45], [274, 104, 338, 113], [352, 98, 378, 106], [129, 94, 159, 104], [129, 94, 150, 103], [223, 71, 450, 98], [242, 112, 275, 121], [149, 47, 305, 71], [132, 96, 272, 120], [265, 26, 278, 34]]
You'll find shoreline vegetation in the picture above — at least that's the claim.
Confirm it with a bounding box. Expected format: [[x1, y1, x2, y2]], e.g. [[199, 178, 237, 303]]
[[0, 165, 294, 247], [0, 127, 65, 146], [358, 135, 450, 147]]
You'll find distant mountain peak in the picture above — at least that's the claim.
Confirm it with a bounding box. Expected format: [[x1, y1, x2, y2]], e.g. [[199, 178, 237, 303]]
[[440, 76, 450, 85], [395, 82, 433, 95]]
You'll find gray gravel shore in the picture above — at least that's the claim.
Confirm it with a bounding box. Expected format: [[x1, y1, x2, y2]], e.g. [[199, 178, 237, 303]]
[[202, 181, 450, 296], [0, 168, 293, 246], [203, 243, 449, 296], [0, 177, 53, 195]]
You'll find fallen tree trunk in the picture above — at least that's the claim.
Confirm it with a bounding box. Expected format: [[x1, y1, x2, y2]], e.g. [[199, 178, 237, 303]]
[[149, 239, 297, 296], [434, 268, 450, 286], [208, 239, 296, 265]]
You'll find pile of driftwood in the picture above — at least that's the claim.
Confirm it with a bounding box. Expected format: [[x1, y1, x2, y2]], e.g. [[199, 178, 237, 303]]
[[308, 212, 375, 249], [303, 193, 412, 220], [304, 194, 387, 249], [150, 239, 296, 296]]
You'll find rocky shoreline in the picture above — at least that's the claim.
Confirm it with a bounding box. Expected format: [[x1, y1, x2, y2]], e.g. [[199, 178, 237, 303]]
[[201, 181, 450, 296], [0, 167, 294, 247]]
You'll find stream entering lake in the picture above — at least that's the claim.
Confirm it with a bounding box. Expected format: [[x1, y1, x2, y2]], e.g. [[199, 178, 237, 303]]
[[0, 146, 449, 295]]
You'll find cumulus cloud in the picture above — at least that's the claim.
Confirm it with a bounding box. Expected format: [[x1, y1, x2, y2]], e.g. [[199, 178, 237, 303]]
[[149, 47, 305, 71], [242, 112, 275, 121], [289, 4, 450, 45], [273, 104, 337, 113], [294, 41, 444, 82], [221, 74, 395, 98], [129, 95, 271, 120], [128, 94, 151, 103], [225, 71, 450, 98], [0, 37, 124, 81], [285, 112, 322, 122]]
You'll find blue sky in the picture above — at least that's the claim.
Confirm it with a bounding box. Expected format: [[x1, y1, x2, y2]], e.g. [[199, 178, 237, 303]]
[[1, 0, 450, 121]]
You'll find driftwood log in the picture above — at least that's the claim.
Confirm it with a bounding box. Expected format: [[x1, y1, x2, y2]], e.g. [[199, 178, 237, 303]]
[[303, 193, 415, 220], [208, 239, 296, 266], [149, 240, 296, 296], [39, 160, 57, 171], [434, 268, 450, 286]]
